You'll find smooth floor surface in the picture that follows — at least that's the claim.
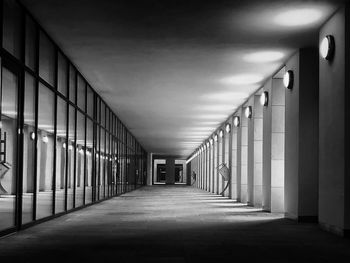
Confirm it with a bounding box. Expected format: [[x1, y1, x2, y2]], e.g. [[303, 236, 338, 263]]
[[0, 185, 350, 262]]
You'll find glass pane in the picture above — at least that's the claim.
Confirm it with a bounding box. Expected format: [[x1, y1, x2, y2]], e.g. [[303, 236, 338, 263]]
[[67, 106, 75, 210], [99, 128, 105, 199], [25, 16, 37, 71], [77, 75, 86, 111], [101, 102, 105, 127], [75, 112, 85, 207], [85, 119, 93, 204], [69, 66, 76, 103], [87, 86, 94, 117], [39, 32, 55, 86], [0, 65, 18, 230], [22, 72, 35, 224], [57, 53, 68, 96], [55, 98, 67, 214], [37, 83, 54, 219], [2, 0, 21, 59]]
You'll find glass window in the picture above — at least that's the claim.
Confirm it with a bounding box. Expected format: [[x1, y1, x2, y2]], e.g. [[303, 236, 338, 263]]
[[99, 128, 105, 199], [75, 111, 85, 207], [85, 119, 93, 204], [77, 75, 86, 111], [37, 83, 54, 219], [57, 52, 68, 96], [25, 15, 37, 71], [101, 102, 105, 127], [69, 65, 76, 103], [87, 86, 94, 117], [39, 31, 55, 86], [55, 97, 67, 214], [2, 0, 22, 59], [67, 105, 75, 210], [0, 64, 18, 230], [22, 72, 35, 224]]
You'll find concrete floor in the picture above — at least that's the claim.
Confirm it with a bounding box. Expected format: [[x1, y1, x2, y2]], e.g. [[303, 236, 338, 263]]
[[0, 185, 350, 262]]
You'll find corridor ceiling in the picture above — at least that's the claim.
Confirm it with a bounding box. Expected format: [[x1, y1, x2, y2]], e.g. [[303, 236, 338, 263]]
[[21, 0, 342, 158]]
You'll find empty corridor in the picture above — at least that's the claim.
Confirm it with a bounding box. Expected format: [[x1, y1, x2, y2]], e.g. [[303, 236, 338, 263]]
[[1, 186, 350, 262]]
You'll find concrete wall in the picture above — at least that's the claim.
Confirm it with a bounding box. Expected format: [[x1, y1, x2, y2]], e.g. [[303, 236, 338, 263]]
[[285, 48, 319, 221], [319, 6, 350, 235], [165, 158, 175, 184]]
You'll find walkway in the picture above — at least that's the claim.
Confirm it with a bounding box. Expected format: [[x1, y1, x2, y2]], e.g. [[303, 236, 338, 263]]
[[0, 185, 350, 262]]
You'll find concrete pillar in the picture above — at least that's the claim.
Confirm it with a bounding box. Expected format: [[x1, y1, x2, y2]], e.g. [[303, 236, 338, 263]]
[[263, 78, 285, 212], [231, 109, 242, 201], [186, 162, 191, 186], [285, 48, 319, 221], [215, 134, 219, 194], [241, 104, 249, 203], [253, 94, 263, 207], [225, 117, 232, 198], [247, 97, 254, 205], [218, 129, 223, 195], [319, 6, 350, 236]]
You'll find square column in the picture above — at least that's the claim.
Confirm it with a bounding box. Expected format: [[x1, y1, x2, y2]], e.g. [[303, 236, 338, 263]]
[[253, 95, 263, 207], [285, 48, 319, 221], [231, 110, 242, 201]]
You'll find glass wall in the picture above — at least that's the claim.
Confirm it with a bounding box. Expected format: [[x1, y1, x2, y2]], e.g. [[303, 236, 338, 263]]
[[0, 0, 147, 237]]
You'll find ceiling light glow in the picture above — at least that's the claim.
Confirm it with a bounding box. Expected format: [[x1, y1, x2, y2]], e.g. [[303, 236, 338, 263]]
[[274, 9, 323, 27], [220, 74, 264, 85], [244, 51, 284, 63]]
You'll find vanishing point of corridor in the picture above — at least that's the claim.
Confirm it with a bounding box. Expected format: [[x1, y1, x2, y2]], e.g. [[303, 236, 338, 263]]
[[1, 186, 350, 263]]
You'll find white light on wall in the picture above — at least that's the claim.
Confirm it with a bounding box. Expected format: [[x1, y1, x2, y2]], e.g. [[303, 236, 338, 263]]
[[30, 132, 36, 140], [62, 142, 66, 149], [206, 141, 210, 148], [233, 116, 240, 127], [79, 148, 84, 155], [68, 145, 73, 151], [283, 70, 294, 89], [210, 138, 214, 145], [274, 9, 323, 27], [219, 129, 224, 138], [260, 91, 268, 106], [214, 134, 218, 142], [42, 135, 48, 143], [225, 123, 231, 133], [320, 35, 335, 60], [245, 106, 252, 119]]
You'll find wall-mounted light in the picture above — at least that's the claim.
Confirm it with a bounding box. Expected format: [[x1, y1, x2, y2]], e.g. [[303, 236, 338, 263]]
[[210, 138, 214, 145], [233, 116, 240, 127], [219, 129, 224, 138], [30, 132, 35, 140], [206, 141, 210, 148], [245, 106, 252, 119], [62, 142, 66, 149], [260, 91, 268, 106], [225, 123, 231, 133], [68, 144, 73, 151], [79, 148, 84, 155], [42, 135, 48, 143], [320, 35, 335, 60], [283, 70, 294, 89], [214, 134, 218, 142]]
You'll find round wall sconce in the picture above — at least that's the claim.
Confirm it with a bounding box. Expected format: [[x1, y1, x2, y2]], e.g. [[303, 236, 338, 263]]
[[214, 134, 218, 142], [206, 141, 210, 148], [225, 123, 231, 133], [219, 129, 224, 138], [42, 135, 48, 143], [245, 106, 252, 119], [233, 116, 240, 127], [260, 91, 268, 106], [210, 138, 214, 145], [320, 35, 335, 60], [30, 132, 36, 140], [62, 142, 66, 149], [283, 70, 294, 89]]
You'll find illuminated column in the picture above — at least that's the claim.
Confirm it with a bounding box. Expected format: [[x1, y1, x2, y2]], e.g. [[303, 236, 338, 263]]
[[231, 111, 242, 201], [241, 103, 250, 203], [253, 94, 263, 207], [218, 129, 223, 195], [224, 121, 231, 197], [215, 133, 219, 194]]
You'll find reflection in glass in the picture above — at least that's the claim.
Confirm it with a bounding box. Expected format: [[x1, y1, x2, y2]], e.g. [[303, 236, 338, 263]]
[[25, 16, 37, 71], [22, 72, 35, 224], [85, 119, 93, 204], [55, 98, 67, 214], [57, 53, 68, 96], [0, 66, 18, 230], [67, 106, 75, 210], [75, 112, 85, 207], [36, 83, 54, 219], [2, 0, 21, 59], [39, 32, 55, 86]]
